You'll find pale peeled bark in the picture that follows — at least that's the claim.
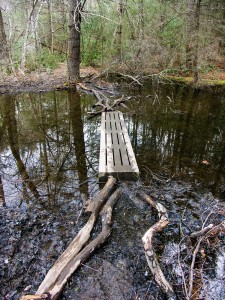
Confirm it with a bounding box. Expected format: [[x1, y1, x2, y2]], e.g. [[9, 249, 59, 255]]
[[139, 192, 176, 299], [36, 176, 117, 296]]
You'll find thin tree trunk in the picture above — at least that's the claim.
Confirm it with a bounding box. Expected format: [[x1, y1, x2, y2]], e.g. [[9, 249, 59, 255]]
[[68, 0, 81, 81], [186, 0, 201, 83], [47, 0, 54, 53], [139, 0, 144, 39], [0, 8, 8, 61], [193, 0, 201, 84], [20, 0, 39, 72], [186, 0, 195, 70], [116, 0, 124, 61]]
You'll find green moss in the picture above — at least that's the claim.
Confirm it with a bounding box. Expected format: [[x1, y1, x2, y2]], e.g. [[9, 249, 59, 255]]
[[164, 75, 193, 83], [163, 75, 225, 87], [204, 79, 225, 86]]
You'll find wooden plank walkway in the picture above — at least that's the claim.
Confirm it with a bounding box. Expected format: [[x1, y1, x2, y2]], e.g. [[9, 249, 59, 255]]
[[99, 111, 139, 181]]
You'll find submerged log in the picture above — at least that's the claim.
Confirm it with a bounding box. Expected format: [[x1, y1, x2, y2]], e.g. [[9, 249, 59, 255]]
[[139, 193, 176, 299], [35, 176, 117, 297]]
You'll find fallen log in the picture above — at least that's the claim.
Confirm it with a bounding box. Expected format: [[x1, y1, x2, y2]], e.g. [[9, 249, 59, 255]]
[[35, 176, 117, 297], [139, 192, 176, 300], [36, 187, 122, 300]]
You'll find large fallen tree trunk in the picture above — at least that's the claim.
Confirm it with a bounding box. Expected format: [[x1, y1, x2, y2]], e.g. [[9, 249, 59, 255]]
[[139, 192, 176, 300], [34, 176, 117, 297]]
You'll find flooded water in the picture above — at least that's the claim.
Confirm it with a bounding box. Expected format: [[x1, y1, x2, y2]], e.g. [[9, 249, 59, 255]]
[[0, 81, 224, 207], [123, 81, 225, 200], [0, 82, 224, 300]]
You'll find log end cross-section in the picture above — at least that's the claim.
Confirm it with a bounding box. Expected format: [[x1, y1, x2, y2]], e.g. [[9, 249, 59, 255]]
[[99, 111, 139, 181]]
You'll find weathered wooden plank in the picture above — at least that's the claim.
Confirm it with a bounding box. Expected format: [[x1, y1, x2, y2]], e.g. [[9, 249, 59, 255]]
[[99, 111, 139, 181]]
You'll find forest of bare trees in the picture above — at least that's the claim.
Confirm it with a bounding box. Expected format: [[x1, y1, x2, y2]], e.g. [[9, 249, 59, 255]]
[[0, 0, 225, 83]]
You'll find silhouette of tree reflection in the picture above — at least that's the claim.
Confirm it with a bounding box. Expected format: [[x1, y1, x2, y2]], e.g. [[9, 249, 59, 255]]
[[2, 95, 41, 202], [68, 89, 88, 196]]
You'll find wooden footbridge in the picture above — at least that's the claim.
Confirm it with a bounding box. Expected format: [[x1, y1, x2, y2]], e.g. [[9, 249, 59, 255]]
[[99, 111, 139, 181]]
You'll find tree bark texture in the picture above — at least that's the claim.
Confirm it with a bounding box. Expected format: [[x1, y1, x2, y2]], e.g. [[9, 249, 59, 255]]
[[68, 0, 81, 81], [20, 0, 39, 71], [0, 8, 7, 61], [47, 0, 54, 53], [116, 0, 125, 61], [186, 0, 201, 83], [193, 0, 201, 84]]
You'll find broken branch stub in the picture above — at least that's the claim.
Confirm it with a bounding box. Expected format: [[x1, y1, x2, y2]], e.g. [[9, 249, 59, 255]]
[[139, 192, 176, 300]]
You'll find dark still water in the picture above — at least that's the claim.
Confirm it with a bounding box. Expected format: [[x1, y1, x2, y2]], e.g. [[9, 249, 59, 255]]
[[0, 82, 224, 207]]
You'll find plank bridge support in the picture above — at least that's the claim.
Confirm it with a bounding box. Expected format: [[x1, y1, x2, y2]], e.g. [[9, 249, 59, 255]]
[[99, 111, 139, 181]]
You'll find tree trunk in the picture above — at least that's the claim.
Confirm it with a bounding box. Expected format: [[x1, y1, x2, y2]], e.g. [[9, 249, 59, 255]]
[[68, 0, 81, 81], [20, 0, 39, 72], [0, 8, 7, 61], [47, 0, 54, 53], [116, 0, 124, 61], [193, 0, 201, 84], [186, 0, 201, 83]]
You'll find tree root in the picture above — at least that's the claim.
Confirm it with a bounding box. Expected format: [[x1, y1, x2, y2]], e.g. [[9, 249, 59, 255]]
[[138, 192, 176, 300]]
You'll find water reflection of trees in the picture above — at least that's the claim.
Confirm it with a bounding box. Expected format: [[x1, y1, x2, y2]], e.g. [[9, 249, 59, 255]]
[[0, 91, 99, 206], [127, 84, 225, 196]]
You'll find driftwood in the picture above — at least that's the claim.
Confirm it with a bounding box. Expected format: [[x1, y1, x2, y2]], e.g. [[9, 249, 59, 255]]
[[87, 88, 128, 117], [20, 294, 50, 300], [33, 189, 122, 300], [34, 176, 117, 298], [139, 192, 176, 299]]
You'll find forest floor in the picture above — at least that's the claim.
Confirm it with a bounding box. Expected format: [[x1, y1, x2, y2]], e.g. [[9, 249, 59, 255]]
[[1, 179, 224, 300], [1, 63, 225, 95], [0, 64, 99, 94]]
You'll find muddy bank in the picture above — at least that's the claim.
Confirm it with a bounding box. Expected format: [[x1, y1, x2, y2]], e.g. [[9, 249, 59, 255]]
[[1, 178, 224, 300], [0, 65, 99, 94]]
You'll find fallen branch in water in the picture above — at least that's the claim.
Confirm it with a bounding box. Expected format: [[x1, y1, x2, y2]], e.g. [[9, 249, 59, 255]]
[[45, 188, 122, 300], [138, 192, 176, 299], [86, 88, 129, 117], [19, 176, 117, 300]]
